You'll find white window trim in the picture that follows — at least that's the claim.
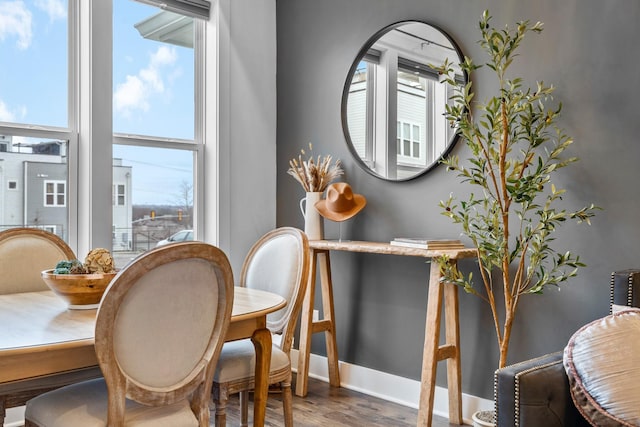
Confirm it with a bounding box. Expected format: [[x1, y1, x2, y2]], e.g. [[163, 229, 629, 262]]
[[202, 0, 221, 247]]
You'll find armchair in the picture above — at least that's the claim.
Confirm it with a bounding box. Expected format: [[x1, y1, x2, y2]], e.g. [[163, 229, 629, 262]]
[[495, 269, 640, 427]]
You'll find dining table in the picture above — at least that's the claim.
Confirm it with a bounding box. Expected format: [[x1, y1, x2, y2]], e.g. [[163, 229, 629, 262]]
[[0, 287, 286, 427]]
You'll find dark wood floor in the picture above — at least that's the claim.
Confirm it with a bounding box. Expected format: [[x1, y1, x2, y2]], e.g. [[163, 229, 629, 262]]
[[214, 375, 463, 426]]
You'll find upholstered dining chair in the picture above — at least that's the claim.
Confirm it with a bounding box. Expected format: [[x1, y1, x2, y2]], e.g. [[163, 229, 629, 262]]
[[0, 227, 104, 426], [212, 227, 310, 427], [0, 227, 76, 294], [24, 242, 234, 427]]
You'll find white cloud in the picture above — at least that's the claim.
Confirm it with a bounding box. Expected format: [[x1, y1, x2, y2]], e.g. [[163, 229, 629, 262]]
[[139, 67, 164, 93], [0, 100, 15, 122], [0, 100, 27, 123], [114, 75, 149, 117], [34, 0, 66, 22], [167, 67, 183, 84], [0, 1, 33, 49], [114, 46, 178, 118], [151, 46, 177, 67]]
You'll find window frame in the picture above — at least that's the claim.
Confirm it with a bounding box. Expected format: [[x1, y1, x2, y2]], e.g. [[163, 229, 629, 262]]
[[112, 0, 206, 248], [0, 0, 214, 257]]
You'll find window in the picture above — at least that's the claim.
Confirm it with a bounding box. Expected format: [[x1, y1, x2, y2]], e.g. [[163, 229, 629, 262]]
[[0, 2, 71, 240], [0, 0, 213, 257], [44, 181, 66, 207], [0, 135, 69, 236], [346, 60, 373, 164], [112, 0, 201, 254], [0, 0, 68, 128], [113, 184, 126, 206], [114, 2, 196, 140], [397, 120, 423, 160]]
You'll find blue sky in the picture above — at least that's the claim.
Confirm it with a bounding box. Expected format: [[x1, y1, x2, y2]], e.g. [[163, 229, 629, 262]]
[[0, 0, 68, 127], [0, 0, 195, 205]]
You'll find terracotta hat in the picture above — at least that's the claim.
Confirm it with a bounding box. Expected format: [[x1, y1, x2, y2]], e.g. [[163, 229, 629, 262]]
[[314, 182, 367, 222]]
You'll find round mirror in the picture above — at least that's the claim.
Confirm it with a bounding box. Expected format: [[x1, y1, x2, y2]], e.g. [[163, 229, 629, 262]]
[[341, 21, 467, 181]]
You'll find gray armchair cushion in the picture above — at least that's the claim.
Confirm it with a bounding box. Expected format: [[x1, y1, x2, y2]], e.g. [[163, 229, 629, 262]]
[[563, 311, 640, 426]]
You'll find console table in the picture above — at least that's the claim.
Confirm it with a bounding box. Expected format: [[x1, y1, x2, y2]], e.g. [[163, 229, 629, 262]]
[[295, 240, 477, 426]]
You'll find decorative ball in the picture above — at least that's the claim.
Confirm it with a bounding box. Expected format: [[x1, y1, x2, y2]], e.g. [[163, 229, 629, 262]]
[[84, 248, 116, 273], [55, 259, 86, 274], [69, 262, 88, 274]]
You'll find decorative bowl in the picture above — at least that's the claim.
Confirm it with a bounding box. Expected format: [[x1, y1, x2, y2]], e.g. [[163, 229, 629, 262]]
[[41, 269, 117, 309]]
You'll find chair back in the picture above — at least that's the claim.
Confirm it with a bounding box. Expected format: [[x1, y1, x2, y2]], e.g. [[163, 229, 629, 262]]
[[240, 227, 309, 353], [95, 242, 234, 424], [0, 228, 76, 294]]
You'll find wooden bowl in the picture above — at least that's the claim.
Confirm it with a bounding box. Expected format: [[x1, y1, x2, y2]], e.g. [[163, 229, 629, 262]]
[[41, 270, 117, 309]]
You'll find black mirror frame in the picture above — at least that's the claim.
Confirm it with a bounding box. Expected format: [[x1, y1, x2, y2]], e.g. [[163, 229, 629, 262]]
[[341, 20, 468, 182]]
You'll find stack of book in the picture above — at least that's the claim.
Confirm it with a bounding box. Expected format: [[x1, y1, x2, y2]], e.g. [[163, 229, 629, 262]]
[[389, 238, 465, 250]]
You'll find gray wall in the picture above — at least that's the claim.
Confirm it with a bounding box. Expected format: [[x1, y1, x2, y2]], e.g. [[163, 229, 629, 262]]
[[276, 0, 640, 399]]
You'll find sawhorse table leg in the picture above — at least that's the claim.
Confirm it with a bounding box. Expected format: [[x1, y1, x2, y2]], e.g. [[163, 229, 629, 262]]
[[296, 248, 341, 397], [417, 260, 462, 426]]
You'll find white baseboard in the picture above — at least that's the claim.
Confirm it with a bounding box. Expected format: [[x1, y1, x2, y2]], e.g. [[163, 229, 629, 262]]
[[6, 406, 24, 427], [290, 349, 493, 425]]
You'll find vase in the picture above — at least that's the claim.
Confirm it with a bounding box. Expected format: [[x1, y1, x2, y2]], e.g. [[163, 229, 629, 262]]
[[472, 410, 495, 427], [299, 191, 324, 240]]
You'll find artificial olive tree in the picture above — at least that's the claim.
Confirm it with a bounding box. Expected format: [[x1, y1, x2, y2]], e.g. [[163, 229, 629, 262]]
[[436, 10, 598, 368]]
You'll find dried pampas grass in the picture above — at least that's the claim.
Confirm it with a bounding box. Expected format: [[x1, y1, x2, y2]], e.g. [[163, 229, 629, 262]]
[[288, 143, 343, 192]]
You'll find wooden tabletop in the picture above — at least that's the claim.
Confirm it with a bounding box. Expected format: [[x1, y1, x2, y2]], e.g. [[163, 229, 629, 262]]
[[231, 286, 287, 321], [308, 240, 478, 259], [0, 288, 286, 382]]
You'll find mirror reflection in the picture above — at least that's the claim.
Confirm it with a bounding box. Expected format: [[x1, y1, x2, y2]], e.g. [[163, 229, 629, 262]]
[[342, 21, 466, 181]]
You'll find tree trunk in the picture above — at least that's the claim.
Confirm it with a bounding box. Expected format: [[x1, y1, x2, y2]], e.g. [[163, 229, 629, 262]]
[[499, 310, 515, 368]]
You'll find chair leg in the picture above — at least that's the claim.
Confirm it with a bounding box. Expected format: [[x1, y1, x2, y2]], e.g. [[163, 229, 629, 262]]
[[239, 390, 249, 427], [282, 380, 294, 427], [212, 384, 228, 427]]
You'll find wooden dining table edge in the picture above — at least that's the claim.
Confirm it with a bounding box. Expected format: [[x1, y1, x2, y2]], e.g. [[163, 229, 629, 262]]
[[0, 339, 98, 384], [0, 289, 287, 427]]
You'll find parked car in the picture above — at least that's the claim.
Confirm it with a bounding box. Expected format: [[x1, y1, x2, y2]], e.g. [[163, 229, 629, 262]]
[[156, 230, 193, 247]]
